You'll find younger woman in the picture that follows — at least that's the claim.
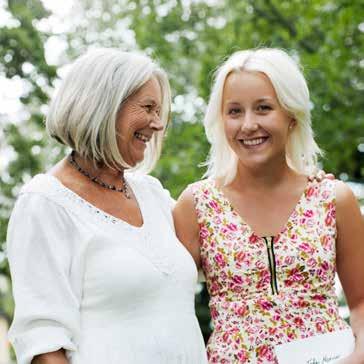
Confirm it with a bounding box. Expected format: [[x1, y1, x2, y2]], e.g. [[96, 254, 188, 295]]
[[174, 48, 364, 363]]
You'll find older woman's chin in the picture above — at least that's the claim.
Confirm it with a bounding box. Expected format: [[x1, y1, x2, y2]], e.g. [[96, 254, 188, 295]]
[[120, 151, 147, 169]]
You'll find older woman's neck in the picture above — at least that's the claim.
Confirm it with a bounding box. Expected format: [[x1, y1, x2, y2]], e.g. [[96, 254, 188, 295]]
[[73, 152, 126, 183]]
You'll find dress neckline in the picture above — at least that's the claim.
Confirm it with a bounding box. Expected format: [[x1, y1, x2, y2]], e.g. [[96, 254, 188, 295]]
[[43, 173, 146, 230], [211, 178, 312, 239]]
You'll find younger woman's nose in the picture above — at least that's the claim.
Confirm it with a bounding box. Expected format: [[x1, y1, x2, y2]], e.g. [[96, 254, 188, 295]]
[[241, 112, 259, 133]]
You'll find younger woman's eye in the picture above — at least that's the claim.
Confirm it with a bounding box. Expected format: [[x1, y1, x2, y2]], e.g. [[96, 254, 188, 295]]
[[228, 108, 241, 115], [257, 104, 272, 112]]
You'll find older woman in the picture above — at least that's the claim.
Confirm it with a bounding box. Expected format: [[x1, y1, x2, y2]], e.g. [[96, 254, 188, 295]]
[[7, 48, 208, 364]]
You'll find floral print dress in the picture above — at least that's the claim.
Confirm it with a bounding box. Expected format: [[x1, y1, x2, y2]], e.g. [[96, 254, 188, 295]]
[[192, 179, 349, 363]]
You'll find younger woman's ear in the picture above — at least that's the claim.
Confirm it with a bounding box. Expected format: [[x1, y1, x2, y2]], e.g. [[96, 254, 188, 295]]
[[289, 119, 297, 130]]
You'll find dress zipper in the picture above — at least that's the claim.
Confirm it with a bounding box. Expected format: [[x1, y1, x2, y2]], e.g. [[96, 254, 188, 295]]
[[263, 236, 279, 295]]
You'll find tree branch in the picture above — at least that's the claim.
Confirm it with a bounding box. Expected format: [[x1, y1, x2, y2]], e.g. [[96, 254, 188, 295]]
[[250, 0, 318, 53]]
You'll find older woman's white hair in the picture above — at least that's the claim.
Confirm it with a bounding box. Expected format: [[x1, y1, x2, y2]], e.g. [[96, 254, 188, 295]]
[[46, 48, 171, 173], [203, 47, 322, 186]]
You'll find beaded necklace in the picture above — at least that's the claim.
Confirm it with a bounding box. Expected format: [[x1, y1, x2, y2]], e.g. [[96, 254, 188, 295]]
[[69, 151, 131, 199]]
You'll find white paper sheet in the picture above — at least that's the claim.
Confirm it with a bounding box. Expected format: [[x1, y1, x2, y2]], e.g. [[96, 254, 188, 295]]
[[275, 329, 355, 364]]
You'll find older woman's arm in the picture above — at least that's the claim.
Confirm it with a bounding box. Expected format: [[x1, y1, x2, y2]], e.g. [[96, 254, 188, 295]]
[[7, 194, 81, 364], [32, 349, 69, 364], [336, 181, 364, 364]]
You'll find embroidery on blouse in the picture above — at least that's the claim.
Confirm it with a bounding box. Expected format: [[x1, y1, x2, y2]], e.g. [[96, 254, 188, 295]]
[[21, 174, 175, 275]]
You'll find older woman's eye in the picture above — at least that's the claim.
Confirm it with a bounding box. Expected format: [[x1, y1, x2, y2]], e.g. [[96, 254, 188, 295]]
[[143, 105, 153, 112]]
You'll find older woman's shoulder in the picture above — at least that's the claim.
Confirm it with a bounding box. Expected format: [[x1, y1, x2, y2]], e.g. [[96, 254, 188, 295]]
[[16, 174, 87, 226], [20, 173, 61, 195], [126, 172, 165, 192], [13, 174, 74, 219], [128, 172, 175, 209]]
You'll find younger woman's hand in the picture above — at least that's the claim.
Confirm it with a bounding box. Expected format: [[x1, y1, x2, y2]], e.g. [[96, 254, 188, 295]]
[[336, 351, 364, 364]]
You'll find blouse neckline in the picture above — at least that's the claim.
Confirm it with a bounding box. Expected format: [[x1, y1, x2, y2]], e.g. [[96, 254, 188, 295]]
[[41, 173, 147, 231]]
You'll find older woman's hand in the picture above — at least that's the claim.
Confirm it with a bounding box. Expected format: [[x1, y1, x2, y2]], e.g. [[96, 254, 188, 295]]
[[308, 170, 335, 182], [32, 350, 69, 364]]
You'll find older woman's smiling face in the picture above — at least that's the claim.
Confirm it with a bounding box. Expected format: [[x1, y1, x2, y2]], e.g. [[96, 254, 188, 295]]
[[116, 77, 163, 167]]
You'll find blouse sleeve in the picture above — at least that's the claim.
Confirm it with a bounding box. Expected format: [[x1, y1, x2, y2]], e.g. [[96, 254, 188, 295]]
[[6, 193, 81, 364]]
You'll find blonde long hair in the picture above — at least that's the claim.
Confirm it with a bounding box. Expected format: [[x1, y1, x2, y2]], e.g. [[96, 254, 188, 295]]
[[203, 48, 322, 186]]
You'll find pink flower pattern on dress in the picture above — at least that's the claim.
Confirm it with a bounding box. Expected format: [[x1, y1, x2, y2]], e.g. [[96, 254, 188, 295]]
[[192, 179, 349, 363]]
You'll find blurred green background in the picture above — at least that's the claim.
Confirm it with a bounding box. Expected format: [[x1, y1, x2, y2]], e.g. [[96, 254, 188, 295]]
[[0, 0, 363, 360]]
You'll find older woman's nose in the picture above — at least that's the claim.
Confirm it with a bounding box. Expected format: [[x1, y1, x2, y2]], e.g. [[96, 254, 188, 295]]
[[150, 114, 164, 131]]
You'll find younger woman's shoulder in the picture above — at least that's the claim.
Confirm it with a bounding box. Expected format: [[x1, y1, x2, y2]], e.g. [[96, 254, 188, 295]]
[[177, 178, 214, 207], [306, 177, 338, 199], [313, 178, 357, 209], [334, 180, 357, 205], [186, 178, 213, 194], [316, 178, 352, 198], [334, 180, 364, 231]]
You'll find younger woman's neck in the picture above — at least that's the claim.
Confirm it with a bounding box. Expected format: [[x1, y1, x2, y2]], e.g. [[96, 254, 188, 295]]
[[231, 160, 296, 191]]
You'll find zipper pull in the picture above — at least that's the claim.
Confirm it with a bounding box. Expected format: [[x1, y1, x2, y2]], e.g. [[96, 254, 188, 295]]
[[263, 236, 279, 295]]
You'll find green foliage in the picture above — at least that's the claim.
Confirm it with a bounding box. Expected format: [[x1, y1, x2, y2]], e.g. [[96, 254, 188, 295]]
[[0, 0, 58, 320], [155, 120, 209, 198], [67, 0, 364, 180]]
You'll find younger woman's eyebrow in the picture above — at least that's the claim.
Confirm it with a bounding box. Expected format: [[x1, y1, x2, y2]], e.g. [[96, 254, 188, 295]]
[[224, 101, 241, 105], [256, 97, 274, 102], [224, 97, 274, 105]]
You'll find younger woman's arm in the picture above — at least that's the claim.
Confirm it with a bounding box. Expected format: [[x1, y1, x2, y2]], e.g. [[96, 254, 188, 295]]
[[336, 181, 364, 364], [173, 186, 202, 268]]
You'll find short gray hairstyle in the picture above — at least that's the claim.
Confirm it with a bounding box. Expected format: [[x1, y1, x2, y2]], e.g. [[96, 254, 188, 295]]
[[46, 48, 171, 173], [203, 48, 322, 185]]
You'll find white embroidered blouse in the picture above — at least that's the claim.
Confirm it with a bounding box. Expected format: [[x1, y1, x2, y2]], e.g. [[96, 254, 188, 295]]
[[7, 173, 207, 364]]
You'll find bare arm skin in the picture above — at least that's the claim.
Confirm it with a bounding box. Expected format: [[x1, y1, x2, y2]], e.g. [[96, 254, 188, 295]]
[[336, 181, 364, 364], [173, 185, 202, 268], [32, 350, 69, 364]]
